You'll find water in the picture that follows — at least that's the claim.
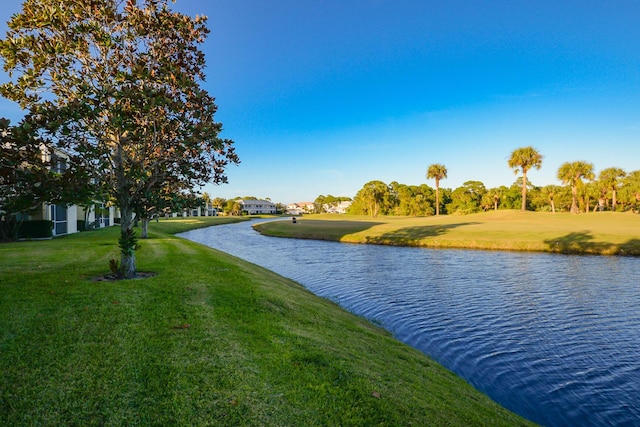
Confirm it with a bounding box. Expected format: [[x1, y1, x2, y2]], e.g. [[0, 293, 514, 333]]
[[179, 219, 640, 426]]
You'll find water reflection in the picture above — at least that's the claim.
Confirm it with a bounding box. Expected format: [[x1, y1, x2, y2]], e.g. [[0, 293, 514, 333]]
[[179, 219, 640, 427]]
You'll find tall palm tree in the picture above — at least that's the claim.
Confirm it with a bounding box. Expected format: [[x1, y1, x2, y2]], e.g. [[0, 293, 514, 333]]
[[507, 146, 543, 211], [557, 161, 595, 214], [427, 163, 447, 216], [598, 167, 626, 211]]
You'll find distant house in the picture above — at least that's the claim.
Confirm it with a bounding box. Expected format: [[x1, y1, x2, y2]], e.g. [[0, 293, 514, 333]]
[[286, 201, 315, 215], [286, 201, 316, 215], [324, 200, 352, 214], [285, 203, 303, 215], [239, 199, 276, 215]]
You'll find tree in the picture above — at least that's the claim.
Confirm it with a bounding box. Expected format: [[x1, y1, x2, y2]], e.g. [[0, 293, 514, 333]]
[[211, 197, 227, 211], [507, 146, 543, 211], [351, 180, 390, 217], [598, 167, 626, 211], [427, 163, 447, 215], [137, 184, 202, 238], [0, 0, 239, 278], [537, 185, 564, 213], [482, 187, 504, 211], [557, 161, 594, 214], [391, 183, 434, 216], [447, 181, 486, 214], [618, 170, 640, 212], [224, 199, 242, 216]]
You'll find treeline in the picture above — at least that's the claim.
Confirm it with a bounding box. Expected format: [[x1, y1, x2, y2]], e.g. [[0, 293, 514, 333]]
[[348, 151, 640, 217], [348, 174, 640, 217]]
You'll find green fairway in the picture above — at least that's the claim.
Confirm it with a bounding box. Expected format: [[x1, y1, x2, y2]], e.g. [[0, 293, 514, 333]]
[[0, 217, 533, 426], [255, 210, 640, 255]]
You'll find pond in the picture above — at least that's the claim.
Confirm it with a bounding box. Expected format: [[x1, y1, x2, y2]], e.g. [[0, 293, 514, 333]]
[[179, 219, 640, 426]]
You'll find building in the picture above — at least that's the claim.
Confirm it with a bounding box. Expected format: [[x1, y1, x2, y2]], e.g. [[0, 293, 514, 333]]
[[239, 199, 276, 215], [285, 202, 315, 215], [25, 149, 118, 236], [324, 200, 352, 214]]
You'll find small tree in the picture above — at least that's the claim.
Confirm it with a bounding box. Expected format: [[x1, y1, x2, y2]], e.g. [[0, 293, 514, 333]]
[[557, 161, 594, 214], [483, 187, 504, 211], [598, 167, 626, 211], [618, 170, 640, 211], [539, 185, 563, 213], [211, 197, 226, 213], [427, 163, 447, 215]]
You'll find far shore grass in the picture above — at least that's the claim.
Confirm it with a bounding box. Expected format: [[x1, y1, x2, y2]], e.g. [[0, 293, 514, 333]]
[[255, 210, 640, 256], [0, 217, 533, 426]]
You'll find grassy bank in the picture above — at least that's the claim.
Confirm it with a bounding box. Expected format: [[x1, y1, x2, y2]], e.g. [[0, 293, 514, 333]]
[[255, 210, 640, 256], [0, 217, 533, 426]]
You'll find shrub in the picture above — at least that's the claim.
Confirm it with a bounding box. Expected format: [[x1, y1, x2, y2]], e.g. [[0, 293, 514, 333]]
[[18, 220, 53, 239]]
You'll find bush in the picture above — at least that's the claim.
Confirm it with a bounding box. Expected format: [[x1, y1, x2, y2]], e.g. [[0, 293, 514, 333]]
[[18, 220, 53, 239], [77, 220, 87, 231]]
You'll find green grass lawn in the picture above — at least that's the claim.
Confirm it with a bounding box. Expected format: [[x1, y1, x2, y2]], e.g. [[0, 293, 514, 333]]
[[256, 210, 640, 255], [0, 217, 533, 426]]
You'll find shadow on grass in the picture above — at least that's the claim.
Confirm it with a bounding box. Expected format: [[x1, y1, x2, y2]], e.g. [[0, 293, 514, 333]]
[[255, 220, 384, 241], [304, 220, 385, 240], [365, 222, 480, 245], [544, 231, 640, 256], [619, 238, 640, 256]]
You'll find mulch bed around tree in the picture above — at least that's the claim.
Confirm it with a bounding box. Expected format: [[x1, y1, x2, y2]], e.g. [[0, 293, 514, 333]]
[[91, 272, 157, 282]]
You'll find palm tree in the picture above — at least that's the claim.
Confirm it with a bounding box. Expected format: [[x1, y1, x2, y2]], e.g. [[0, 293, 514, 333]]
[[507, 146, 543, 211], [598, 167, 626, 211], [540, 185, 561, 213], [557, 161, 595, 214], [427, 163, 447, 216]]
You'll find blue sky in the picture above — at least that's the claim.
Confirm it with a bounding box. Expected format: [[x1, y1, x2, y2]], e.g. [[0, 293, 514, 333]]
[[2, 1, 639, 204]]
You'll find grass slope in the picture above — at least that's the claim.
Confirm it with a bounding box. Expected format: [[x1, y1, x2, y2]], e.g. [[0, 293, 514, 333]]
[[256, 211, 640, 255], [0, 218, 533, 426]]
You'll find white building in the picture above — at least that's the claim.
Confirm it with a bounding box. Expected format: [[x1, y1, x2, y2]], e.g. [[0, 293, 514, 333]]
[[324, 200, 352, 214], [239, 199, 276, 215], [26, 148, 117, 236], [286, 202, 315, 215]]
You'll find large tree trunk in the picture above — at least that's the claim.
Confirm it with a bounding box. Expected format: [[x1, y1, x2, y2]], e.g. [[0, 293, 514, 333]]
[[114, 141, 137, 279]]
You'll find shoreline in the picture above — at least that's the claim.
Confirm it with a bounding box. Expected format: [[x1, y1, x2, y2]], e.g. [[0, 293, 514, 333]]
[[253, 211, 640, 256]]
